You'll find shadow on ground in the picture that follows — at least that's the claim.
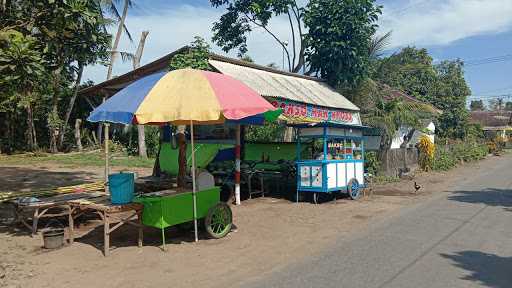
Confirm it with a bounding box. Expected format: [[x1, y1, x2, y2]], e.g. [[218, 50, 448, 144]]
[[441, 251, 512, 288], [447, 188, 512, 211], [74, 219, 223, 254], [0, 166, 98, 192]]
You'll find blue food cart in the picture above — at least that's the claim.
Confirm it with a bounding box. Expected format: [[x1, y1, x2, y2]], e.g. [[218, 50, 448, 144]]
[[292, 122, 367, 203]]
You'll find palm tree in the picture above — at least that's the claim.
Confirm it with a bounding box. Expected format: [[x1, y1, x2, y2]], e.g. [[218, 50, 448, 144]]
[[103, 0, 134, 81], [363, 97, 433, 162], [97, 0, 134, 145], [369, 30, 392, 60]]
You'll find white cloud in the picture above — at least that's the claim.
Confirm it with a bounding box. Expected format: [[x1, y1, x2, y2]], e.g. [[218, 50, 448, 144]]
[[83, 4, 294, 84], [83, 0, 512, 83], [379, 0, 512, 48]]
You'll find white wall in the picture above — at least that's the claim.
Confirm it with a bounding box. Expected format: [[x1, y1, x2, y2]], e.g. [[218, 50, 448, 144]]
[[390, 122, 435, 149]]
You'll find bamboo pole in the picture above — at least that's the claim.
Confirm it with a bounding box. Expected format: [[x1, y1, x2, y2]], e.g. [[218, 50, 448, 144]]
[[104, 123, 110, 193]]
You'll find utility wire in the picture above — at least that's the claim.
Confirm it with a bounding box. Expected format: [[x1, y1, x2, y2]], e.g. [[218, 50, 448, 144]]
[[464, 54, 512, 67], [468, 94, 512, 100], [473, 85, 512, 96]]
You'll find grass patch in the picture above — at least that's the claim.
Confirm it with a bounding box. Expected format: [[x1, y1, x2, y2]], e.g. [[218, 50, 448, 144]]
[[0, 152, 155, 168], [372, 175, 400, 184]]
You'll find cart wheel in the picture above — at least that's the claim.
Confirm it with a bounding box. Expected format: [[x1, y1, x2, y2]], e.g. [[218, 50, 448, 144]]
[[204, 203, 232, 239], [348, 179, 361, 200]]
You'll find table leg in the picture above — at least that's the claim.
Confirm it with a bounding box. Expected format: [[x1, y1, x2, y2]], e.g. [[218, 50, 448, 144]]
[[103, 212, 110, 257], [31, 208, 39, 237], [161, 228, 166, 251], [68, 206, 74, 244], [248, 174, 252, 199], [260, 176, 265, 198], [137, 211, 143, 248]]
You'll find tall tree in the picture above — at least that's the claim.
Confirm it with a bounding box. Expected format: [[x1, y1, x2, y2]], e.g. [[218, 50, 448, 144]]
[[470, 100, 485, 111], [489, 98, 505, 111], [505, 101, 512, 111], [373, 47, 437, 100], [374, 47, 472, 139], [98, 0, 134, 146], [369, 30, 392, 60], [1, 0, 111, 152], [431, 60, 471, 138], [363, 97, 431, 162], [133, 31, 149, 158], [210, 0, 306, 72], [304, 0, 381, 88], [0, 31, 45, 150], [105, 0, 133, 81]]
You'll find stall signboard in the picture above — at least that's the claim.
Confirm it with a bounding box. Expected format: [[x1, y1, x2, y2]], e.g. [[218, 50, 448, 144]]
[[269, 98, 360, 125]]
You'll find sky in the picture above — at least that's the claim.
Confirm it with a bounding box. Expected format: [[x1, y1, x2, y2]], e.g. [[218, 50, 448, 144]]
[[83, 0, 512, 102]]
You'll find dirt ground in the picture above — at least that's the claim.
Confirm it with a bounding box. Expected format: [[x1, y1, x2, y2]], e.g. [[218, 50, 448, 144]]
[[0, 156, 503, 288]]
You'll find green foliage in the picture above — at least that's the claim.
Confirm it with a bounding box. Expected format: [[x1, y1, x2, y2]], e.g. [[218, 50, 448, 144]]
[[470, 100, 485, 111], [373, 47, 472, 139], [364, 151, 379, 175], [432, 141, 488, 171], [144, 126, 161, 158], [0, 30, 45, 109], [464, 123, 485, 140], [431, 60, 471, 139], [245, 122, 285, 142], [239, 54, 254, 63], [0, 0, 112, 152], [111, 125, 160, 158], [210, 0, 295, 57], [169, 36, 211, 71], [373, 47, 437, 99], [362, 97, 428, 150], [304, 0, 381, 88], [505, 101, 512, 111]]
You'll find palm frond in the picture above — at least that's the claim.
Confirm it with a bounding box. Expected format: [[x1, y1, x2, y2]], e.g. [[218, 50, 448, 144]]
[[101, 0, 133, 42], [118, 51, 134, 62], [370, 30, 392, 59], [122, 22, 133, 42]]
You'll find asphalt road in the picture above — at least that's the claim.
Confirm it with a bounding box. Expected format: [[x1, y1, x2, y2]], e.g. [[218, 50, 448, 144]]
[[243, 157, 512, 288]]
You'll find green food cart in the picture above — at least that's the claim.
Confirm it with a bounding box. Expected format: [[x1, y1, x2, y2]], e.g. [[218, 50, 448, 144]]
[[134, 187, 232, 249]]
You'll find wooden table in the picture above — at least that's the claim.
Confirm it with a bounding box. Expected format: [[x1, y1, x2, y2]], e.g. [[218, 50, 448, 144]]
[[68, 197, 144, 256], [11, 192, 105, 236]]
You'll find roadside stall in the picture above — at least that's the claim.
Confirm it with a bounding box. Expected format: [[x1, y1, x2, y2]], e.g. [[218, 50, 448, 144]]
[[87, 68, 277, 250], [293, 122, 367, 204]]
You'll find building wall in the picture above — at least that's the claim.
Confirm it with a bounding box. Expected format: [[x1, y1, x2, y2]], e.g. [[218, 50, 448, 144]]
[[390, 122, 435, 149], [380, 148, 419, 177]]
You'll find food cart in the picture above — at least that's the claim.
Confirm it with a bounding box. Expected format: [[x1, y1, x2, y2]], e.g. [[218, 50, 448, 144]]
[[87, 68, 277, 245], [292, 122, 367, 203]]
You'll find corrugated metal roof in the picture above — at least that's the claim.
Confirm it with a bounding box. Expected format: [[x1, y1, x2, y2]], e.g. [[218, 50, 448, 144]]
[[209, 59, 359, 111]]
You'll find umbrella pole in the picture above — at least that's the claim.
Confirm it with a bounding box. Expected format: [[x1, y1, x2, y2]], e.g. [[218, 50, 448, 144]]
[[235, 125, 241, 205], [104, 123, 110, 191], [190, 121, 198, 242]]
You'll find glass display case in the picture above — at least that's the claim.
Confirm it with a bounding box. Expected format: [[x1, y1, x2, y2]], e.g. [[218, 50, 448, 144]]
[[293, 123, 367, 202]]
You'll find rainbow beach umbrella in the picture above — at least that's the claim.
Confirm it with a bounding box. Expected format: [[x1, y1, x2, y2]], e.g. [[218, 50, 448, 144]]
[[88, 68, 277, 125], [88, 68, 278, 242]]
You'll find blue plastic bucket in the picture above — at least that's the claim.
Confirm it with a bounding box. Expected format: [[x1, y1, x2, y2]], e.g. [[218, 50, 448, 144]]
[[108, 172, 134, 204]]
